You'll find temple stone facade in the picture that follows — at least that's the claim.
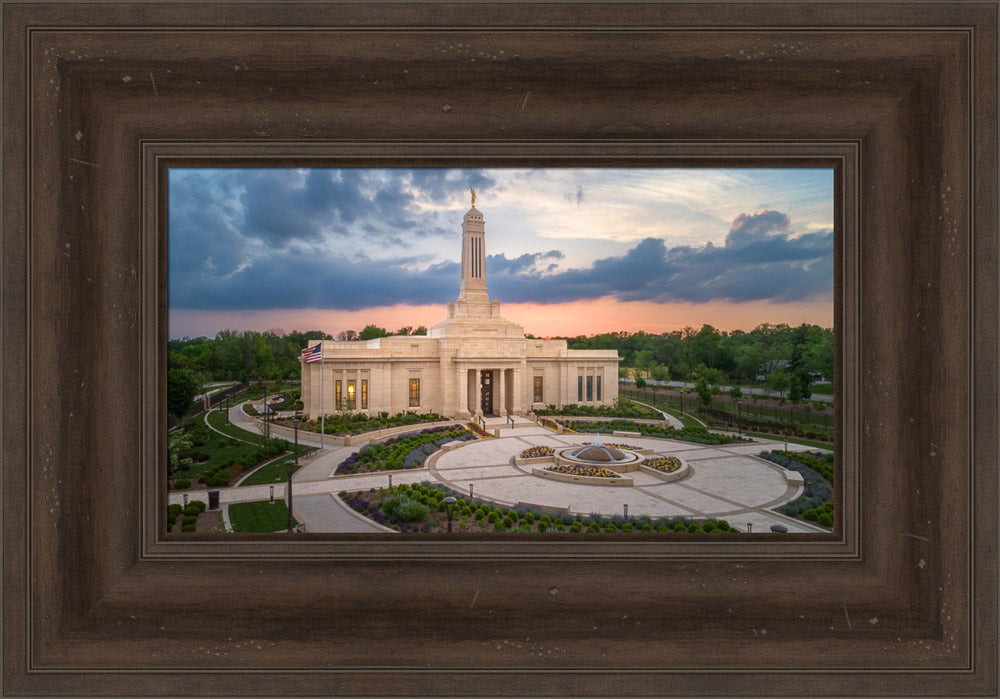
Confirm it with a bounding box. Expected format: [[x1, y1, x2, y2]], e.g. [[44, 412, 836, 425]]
[[300, 203, 619, 419]]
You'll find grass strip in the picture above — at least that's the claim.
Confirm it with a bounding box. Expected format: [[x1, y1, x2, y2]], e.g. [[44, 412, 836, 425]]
[[206, 408, 267, 446], [744, 431, 833, 450], [228, 500, 298, 533], [239, 457, 302, 486]]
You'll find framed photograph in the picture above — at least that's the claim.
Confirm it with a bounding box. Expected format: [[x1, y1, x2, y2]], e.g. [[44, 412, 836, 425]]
[[164, 164, 838, 539], [3, 2, 996, 696]]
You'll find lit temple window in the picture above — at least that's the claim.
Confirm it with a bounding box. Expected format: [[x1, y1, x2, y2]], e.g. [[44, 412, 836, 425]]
[[533, 376, 543, 403], [335, 380, 342, 409], [361, 379, 368, 409], [347, 380, 356, 409], [409, 378, 420, 407]]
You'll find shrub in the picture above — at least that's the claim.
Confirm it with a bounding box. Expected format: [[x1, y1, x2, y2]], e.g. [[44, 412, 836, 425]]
[[587, 522, 600, 533], [181, 524, 196, 532], [522, 512, 535, 525], [570, 522, 583, 533], [674, 523, 687, 533], [603, 523, 617, 533], [702, 521, 717, 533], [382, 494, 429, 522], [641, 524, 653, 532], [818, 512, 834, 527], [622, 523, 634, 533], [803, 508, 820, 521], [182, 515, 197, 526]]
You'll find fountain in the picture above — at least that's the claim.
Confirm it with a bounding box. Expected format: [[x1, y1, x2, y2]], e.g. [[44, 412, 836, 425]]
[[558, 433, 641, 470]]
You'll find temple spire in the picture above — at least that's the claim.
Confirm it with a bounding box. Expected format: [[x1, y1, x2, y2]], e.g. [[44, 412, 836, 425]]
[[457, 201, 489, 309]]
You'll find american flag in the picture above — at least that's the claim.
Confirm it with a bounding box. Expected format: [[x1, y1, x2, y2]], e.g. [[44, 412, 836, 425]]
[[301, 343, 323, 363]]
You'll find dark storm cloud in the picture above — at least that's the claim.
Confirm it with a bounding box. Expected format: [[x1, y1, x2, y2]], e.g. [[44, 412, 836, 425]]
[[240, 169, 479, 247], [171, 180, 831, 311], [486, 210, 832, 305], [169, 167, 498, 307]]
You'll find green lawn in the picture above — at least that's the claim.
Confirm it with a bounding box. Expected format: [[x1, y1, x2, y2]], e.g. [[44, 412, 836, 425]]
[[228, 500, 298, 533], [170, 425, 263, 480], [620, 390, 707, 429], [744, 431, 833, 450], [810, 383, 834, 394], [239, 457, 302, 486], [206, 408, 266, 445]]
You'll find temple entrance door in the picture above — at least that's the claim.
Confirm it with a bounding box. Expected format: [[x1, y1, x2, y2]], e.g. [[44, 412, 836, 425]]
[[480, 370, 494, 415]]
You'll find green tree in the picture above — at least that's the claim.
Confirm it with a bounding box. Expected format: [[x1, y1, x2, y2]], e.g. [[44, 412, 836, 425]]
[[167, 368, 200, 419], [358, 324, 390, 341], [633, 349, 656, 374], [727, 385, 743, 401], [650, 364, 670, 382], [167, 430, 194, 475], [412, 326, 428, 336], [765, 370, 791, 398], [694, 375, 713, 408], [788, 375, 803, 402]]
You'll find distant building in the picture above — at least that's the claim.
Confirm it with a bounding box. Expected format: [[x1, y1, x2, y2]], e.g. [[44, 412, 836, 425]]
[[300, 201, 619, 418]]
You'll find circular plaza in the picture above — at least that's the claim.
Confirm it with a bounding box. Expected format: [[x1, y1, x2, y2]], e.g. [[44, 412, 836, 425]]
[[418, 422, 821, 532]]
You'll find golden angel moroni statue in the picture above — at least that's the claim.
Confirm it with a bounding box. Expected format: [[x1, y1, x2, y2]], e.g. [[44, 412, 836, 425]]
[[470, 187, 477, 206]]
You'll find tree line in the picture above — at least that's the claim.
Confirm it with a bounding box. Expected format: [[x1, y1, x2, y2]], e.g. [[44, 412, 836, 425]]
[[560, 322, 833, 394], [167, 322, 833, 418]]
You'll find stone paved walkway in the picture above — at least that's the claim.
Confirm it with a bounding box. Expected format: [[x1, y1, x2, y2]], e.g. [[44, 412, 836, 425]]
[[171, 414, 829, 534]]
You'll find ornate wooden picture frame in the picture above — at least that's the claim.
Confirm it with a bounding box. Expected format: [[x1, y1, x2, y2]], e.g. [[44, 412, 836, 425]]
[[3, 2, 996, 695]]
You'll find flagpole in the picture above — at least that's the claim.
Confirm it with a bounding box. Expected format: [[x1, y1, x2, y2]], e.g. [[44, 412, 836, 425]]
[[319, 344, 325, 450]]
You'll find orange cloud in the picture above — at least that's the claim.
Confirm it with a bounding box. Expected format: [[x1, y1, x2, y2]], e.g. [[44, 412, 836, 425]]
[[170, 298, 832, 339]]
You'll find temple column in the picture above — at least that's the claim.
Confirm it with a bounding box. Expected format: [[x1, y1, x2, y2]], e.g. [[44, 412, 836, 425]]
[[497, 368, 507, 416], [512, 367, 523, 415], [473, 368, 482, 416], [456, 367, 469, 417]]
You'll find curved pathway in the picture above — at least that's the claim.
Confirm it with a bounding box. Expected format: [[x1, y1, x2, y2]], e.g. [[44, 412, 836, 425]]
[[170, 414, 828, 534]]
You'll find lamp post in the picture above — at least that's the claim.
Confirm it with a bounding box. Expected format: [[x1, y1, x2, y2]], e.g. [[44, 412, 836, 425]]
[[269, 485, 274, 504], [469, 483, 474, 500], [623, 503, 629, 520], [388, 474, 392, 489], [443, 496, 457, 533], [747, 522, 753, 533], [293, 419, 300, 465], [286, 460, 295, 534]]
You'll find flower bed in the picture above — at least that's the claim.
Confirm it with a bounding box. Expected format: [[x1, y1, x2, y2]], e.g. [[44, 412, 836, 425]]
[[604, 442, 641, 451], [538, 417, 576, 432], [338, 482, 738, 533], [465, 422, 493, 439], [643, 456, 682, 474], [544, 464, 621, 479], [335, 426, 472, 474], [519, 445, 555, 459], [563, 419, 736, 445]]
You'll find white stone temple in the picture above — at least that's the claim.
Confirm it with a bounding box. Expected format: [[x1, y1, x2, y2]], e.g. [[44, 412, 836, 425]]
[[299, 199, 619, 418]]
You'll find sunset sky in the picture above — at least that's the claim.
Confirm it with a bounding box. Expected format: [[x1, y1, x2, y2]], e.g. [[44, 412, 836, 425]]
[[168, 168, 834, 339]]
